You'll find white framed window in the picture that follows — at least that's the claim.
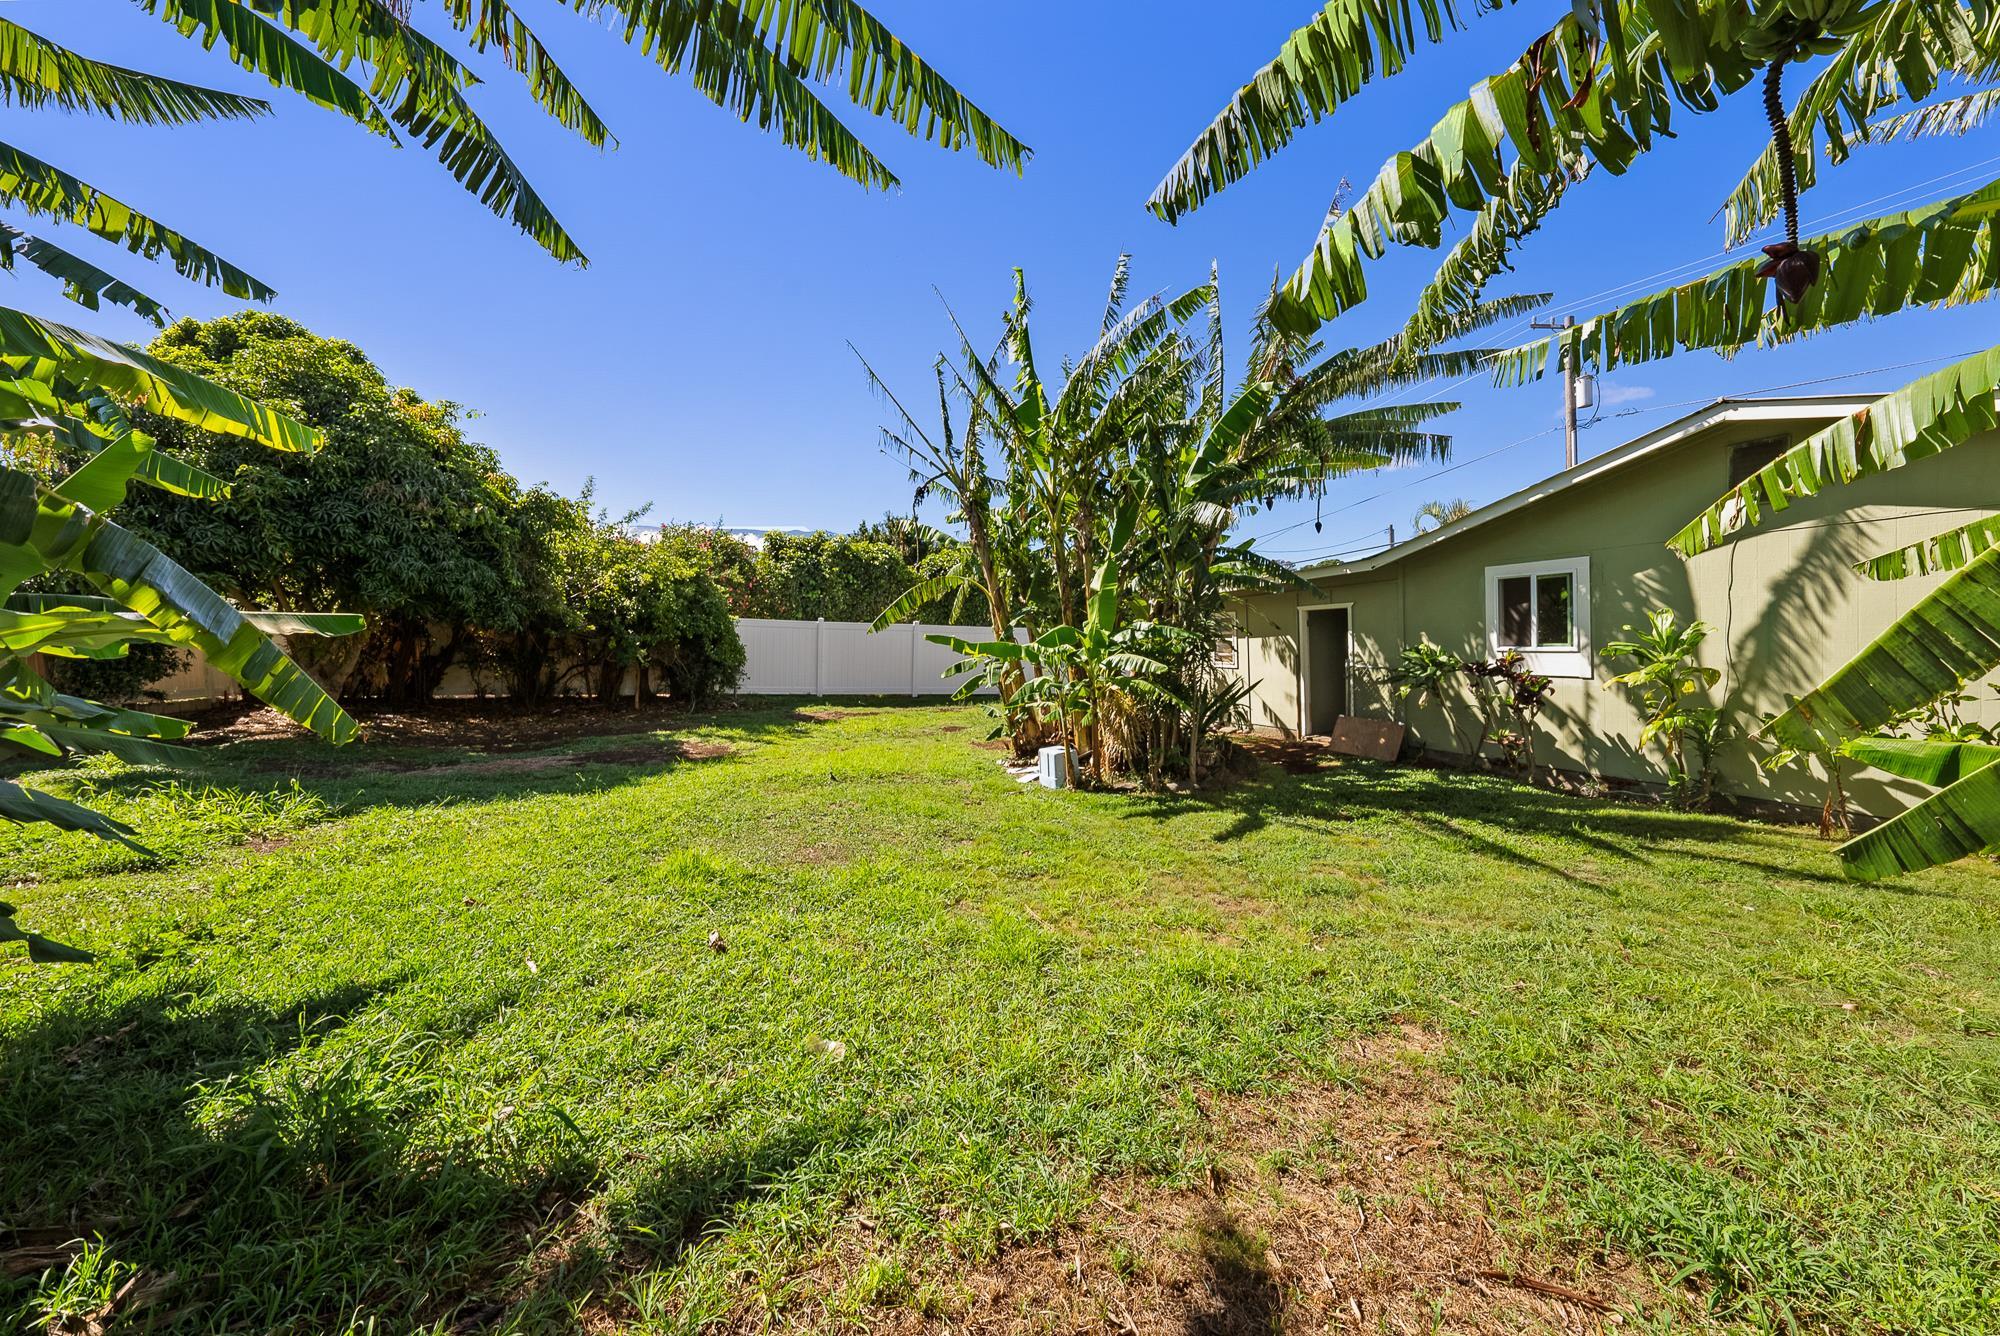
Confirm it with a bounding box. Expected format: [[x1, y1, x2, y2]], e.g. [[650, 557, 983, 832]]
[[1484, 557, 1590, 677], [1211, 612, 1241, 668]]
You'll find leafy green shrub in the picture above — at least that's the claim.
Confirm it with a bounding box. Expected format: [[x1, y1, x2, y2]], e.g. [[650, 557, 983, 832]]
[[743, 530, 917, 623], [491, 488, 743, 707], [1603, 609, 1728, 809], [1387, 640, 1464, 750], [40, 643, 190, 706], [1463, 653, 1554, 781], [1388, 641, 1552, 773]]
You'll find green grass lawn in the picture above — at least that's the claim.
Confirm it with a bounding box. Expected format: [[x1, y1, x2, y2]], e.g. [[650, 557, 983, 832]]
[[3, 702, 1998, 1333]]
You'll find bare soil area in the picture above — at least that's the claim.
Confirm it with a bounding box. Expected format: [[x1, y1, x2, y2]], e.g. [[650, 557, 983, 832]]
[[705, 1026, 1674, 1334]]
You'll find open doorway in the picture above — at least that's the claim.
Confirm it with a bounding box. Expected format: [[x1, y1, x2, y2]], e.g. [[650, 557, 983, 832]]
[[1301, 606, 1349, 737]]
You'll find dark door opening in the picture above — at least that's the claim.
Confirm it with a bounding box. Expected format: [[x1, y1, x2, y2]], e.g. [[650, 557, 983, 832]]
[[1305, 607, 1348, 737]]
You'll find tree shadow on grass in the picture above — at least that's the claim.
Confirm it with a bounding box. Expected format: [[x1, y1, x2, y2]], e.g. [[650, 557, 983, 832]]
[[1183, 1203, 1284, 1336], [0, 975, 602, 1334], [0, 960, 890, 1333], [1115, 755, 1864, 887]]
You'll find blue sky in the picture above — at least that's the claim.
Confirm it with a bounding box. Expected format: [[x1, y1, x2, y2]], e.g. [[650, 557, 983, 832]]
[[16, 2, 1997, 562]]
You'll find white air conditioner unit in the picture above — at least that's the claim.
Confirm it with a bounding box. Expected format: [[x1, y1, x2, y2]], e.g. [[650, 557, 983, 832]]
[[1036, 745, 1069, 790]]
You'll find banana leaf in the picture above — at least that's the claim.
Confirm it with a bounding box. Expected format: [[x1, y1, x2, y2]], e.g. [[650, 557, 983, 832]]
[[1492, 178, 2000, 387], [0, 307, 321, 452], [0, 222, 172, 325], [0, 470, 357, 742], [1841, 735, 2000, 786], [0, 779, 145, 851], [0, 898, 97, 963], [1670, 344, 2000, 558], [1763, 539, 2000, 756], [1855, 514, 2000, 581], [1838, 760, 2000, 880]]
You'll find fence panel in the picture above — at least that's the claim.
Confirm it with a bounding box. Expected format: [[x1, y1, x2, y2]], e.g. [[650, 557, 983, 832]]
[[140, 653, 246, 703], [734, 619, 997, 696]]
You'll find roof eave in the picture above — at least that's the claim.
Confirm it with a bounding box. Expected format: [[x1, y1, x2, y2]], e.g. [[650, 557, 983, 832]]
[[1292, 394, 1875, 580]]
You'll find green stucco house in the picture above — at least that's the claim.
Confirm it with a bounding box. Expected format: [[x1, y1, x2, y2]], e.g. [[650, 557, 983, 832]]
[[1228, 394, 2000, 819]]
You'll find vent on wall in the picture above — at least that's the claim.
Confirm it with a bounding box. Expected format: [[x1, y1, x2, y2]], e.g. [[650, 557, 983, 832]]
[[1729, 436, 1790, 487]]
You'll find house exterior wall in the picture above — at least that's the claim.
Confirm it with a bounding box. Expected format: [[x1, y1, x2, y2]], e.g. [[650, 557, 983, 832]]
[[1234, 415, 2000, 820]]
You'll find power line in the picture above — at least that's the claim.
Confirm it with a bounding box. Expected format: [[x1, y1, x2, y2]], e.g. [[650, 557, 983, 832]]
[[1259, 526, 1393, 556], [1356, 152, 2000, 418], [1247, 159, 2000, 550]]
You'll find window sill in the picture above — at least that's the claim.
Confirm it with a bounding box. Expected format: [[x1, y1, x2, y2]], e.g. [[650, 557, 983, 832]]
[[1500, 647, 1593, 679]]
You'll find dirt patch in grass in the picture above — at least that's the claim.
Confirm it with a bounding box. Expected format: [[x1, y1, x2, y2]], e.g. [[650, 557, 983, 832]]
[[405, 740, 735, 777], [796, 708, 883, 723], [247, 737, 734, 778], [1230, 733, 1337, 776], [185, 698, 726, 752], [743, 1024, 1668, 1334]]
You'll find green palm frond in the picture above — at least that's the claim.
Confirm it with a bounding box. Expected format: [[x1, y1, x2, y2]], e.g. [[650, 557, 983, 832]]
[[139, 0, 397, 135], [1146, 0, 1525, 223], [1394, 162, 1570, 354], [0, 17, 270, 123], [0, 139, 273, 300], [1836, 748, 2000, 879], [1718, 2, 1992, 246], [1213, 544, 1327, 597], [1872, 86, 2000, 141], [1292, 419, 1452, 465], [565, 0, 1029, 176], [2, 598, 361, 655], [604, 1, 898, 189], [437, 0, 614, 146], [393, 78, 586, 264], [1855, 514, 2000, 580], [869, 570, 960, 632], [245, 0, 591, 260], [1494, 176, 2000, 388], [1669, 344, 2000, 559], [1259, 1, 1770, 337], [0, 780, 145, 856], [0, 469, 357, 742], [221, 0, 479, 108], [1842, 735, 2000, 786], [12, 400, 230, 501], [1098, 252, 1131, 335], [0, 223, 171, 325]]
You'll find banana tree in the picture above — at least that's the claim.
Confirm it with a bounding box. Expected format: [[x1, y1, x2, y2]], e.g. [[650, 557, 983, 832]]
[[872, 255, 1528, 782], [931, 553, 1168, 788], [0, 312, 361, 961], [856, 354, 1037, 720]]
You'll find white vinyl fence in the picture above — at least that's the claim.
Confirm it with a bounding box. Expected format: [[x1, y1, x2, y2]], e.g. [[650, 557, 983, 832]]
[[734, 618, 1001, 696], [115, 617, 1006, 705]]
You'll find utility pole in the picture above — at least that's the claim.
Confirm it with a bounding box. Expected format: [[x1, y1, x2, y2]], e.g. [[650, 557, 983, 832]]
[[1532, 314, 1578, 469]]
